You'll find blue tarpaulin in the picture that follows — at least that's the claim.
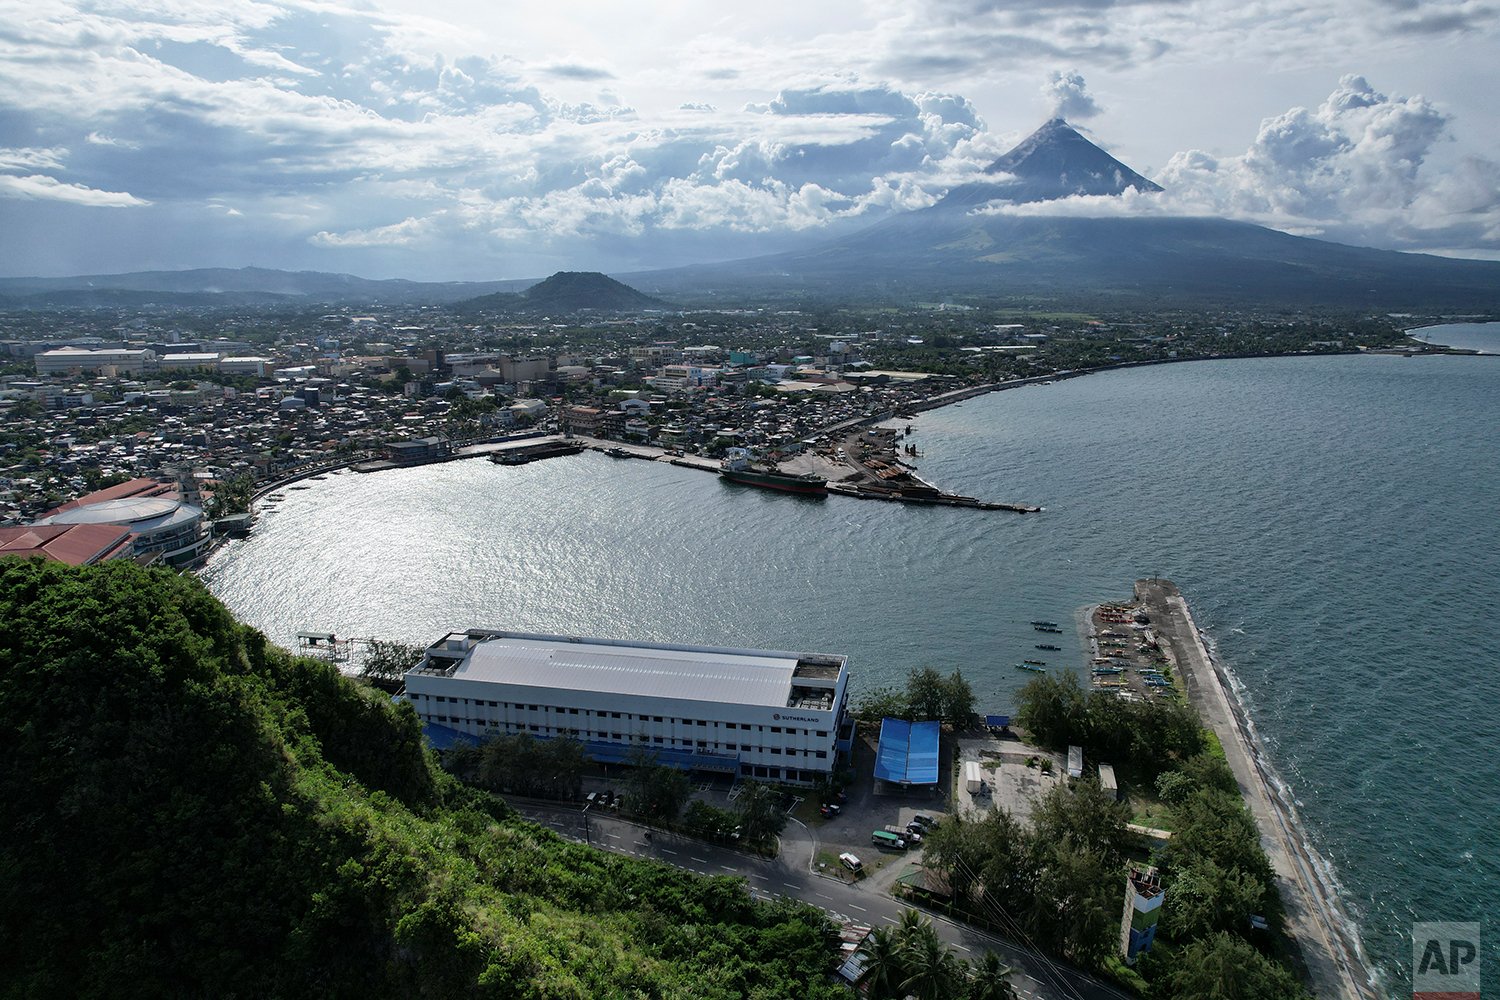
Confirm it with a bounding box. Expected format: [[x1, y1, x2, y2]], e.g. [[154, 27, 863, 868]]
[[985, 714, 1010, 728], [422, 721, 484, 751], [873, 717, 941, 784]]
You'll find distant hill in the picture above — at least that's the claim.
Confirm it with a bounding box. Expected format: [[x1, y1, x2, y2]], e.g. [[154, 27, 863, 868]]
[[0, 266, 530, 308], [459, 270, 668, 314]]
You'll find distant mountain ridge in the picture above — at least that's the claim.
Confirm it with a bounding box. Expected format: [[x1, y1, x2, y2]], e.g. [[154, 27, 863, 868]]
[[4, 119, 1498, 311], [0, 267, 530, 307]]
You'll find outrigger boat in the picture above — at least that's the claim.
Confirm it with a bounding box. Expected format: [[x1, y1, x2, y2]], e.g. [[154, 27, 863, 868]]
[[1015, 663, 1047, 673], [1035, 643, 1061, 651]]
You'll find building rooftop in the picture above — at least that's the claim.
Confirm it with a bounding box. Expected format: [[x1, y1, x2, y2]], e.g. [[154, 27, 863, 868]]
[[416, 631, 845, 710], [0, 523, 134, 564]]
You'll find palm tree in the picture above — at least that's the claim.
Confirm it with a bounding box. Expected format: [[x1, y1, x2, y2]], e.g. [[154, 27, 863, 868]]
[[899, 929, 967, 1000], [897, 907, 934, 939], [966, 951, 1019, 1000], [858, 926, 907, 1000]]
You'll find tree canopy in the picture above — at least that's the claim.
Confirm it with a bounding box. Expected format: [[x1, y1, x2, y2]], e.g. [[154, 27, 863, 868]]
[[0, 559, 848, 999]]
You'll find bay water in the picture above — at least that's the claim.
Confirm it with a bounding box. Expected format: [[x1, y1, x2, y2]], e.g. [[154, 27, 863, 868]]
[[203, 352, 1500, 993]]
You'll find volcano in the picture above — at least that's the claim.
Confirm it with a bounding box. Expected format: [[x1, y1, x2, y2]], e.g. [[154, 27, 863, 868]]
[[941, 118, 1164, 208], [626, 120, 1500, 310]]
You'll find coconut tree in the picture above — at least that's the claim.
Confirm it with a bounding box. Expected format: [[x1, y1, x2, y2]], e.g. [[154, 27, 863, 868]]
[[899, 928, 967, 1000], [858, 926, 907, 1000], [966, 951, 1019, 1000]]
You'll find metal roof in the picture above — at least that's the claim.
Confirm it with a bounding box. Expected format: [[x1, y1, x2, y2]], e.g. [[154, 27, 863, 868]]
[[453, 635, 802, 708], [873, 718, 940, 784]]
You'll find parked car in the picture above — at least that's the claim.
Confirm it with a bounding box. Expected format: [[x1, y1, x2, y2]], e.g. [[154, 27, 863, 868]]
[[912, 813, 938, 830], [839, 852, 863, 873]]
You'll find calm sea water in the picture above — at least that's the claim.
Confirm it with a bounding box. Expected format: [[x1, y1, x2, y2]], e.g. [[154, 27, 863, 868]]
[[1409, 320, 1500, 354], [203, 354, 1500, 994]]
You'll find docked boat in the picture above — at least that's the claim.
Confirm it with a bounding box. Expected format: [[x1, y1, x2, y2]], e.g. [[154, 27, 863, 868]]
[[1029, 620, 1060, 628], [491, 441, 584, 466], [1035, 643, 1061, 651], [719, 448, 827, 496], [1023, 659, 1047, 667], [1015, 663, 1047, 673], [1034, 625, 1064, 634]]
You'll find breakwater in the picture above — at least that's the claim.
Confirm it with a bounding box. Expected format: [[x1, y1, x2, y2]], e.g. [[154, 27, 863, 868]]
[[1138, 578, 1373, 1000]]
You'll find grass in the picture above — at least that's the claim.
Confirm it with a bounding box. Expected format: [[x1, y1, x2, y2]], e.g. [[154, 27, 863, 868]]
[[1128, 794, 1176, 833]]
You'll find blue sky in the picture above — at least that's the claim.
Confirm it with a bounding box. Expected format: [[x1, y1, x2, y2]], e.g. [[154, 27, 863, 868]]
[[0, 0, 1495, 279]]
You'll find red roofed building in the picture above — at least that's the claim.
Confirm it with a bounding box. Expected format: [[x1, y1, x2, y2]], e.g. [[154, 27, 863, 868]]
[[30, 477, 209, 567], [0, 523, 138, 565]]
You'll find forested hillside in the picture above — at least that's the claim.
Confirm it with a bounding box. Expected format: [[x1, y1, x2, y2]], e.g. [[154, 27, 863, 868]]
[[0, 560, 845, 999]]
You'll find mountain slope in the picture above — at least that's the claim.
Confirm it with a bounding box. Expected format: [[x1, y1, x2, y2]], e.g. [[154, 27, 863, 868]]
[[628, 209, 1500, 309], [459, 270, 668, 313], [626, 120, 1500, 310], [941, 118, 1164, 208], [0, 559, 844, 999]]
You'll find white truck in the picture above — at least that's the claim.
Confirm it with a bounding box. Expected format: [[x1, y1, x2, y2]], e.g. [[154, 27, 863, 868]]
[[964, 759, 983, 793]]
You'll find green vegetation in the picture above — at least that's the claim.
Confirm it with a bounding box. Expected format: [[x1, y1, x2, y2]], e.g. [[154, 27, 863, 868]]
[[0, 560, 849, 999], [921, 782, 1128, 965], [911, 670, 1306, 997], [856, 908, 1017, 1000], [855, 665, 977, 727], [358, 638, 425, 684], [1015, 670, 1204, 782], [205, 471, 257, 519]]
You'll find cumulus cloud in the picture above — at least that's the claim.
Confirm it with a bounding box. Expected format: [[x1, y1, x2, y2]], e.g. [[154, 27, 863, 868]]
[[0, 0, 1493, 276], [309, 215, 435, 247], [1041, 70, 1101, 121], [978, 75, 1500, 254], [0, 173, 150, 207]]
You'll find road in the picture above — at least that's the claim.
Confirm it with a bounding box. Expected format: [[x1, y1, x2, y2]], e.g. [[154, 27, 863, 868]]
[[512, 800, 1133, 1000]]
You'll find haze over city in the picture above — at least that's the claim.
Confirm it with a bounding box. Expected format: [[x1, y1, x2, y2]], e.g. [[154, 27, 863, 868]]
[[1, 0, 1497, 280]]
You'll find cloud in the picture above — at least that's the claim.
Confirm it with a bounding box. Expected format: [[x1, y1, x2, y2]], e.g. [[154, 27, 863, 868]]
[[0, 173, 150, 207], [1041, 70, 1100, 121], [979, 75, 1500, 255], [310, 215, 435, 247], [542, 63, 616, 81]]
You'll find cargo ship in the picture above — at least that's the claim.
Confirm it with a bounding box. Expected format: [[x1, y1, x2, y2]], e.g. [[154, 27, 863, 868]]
[[719, 448, 828, 496]]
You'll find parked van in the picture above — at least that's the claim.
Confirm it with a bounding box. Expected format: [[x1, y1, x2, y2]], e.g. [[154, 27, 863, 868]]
[[839, 852, 863, 873]]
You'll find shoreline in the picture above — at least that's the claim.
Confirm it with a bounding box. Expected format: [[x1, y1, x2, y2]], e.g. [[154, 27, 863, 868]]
[[1136, 578, 1375, 1000]]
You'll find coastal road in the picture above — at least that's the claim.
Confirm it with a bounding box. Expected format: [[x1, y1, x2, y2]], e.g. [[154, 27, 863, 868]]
[[512, 801, 1131, 1000]]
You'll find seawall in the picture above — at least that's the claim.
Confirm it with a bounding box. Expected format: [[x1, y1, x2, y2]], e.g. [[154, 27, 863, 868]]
[[1135, 578, 1375, 1000]]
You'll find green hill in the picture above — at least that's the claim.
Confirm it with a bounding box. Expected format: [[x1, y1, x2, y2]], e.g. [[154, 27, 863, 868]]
[[461, 271, 668, 314], [0, 560, 844, 999]]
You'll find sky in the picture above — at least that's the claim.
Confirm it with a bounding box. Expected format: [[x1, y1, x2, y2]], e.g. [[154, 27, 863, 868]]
[[0, 0, 1496, 281]]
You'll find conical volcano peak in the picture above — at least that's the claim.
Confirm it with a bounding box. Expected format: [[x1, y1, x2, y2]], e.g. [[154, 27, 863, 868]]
[[939, 118, 1162, 208]]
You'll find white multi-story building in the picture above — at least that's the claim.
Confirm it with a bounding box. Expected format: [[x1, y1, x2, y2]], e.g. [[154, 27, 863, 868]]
[[404, 630, 853, 785], [35, 347, 158, 374]]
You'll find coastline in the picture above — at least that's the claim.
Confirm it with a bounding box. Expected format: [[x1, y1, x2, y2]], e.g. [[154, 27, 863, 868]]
[[1136, 578, 1375, 1000]]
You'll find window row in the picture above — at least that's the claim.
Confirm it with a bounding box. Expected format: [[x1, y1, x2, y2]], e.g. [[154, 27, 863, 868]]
[[412, 693, 828, 738]]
